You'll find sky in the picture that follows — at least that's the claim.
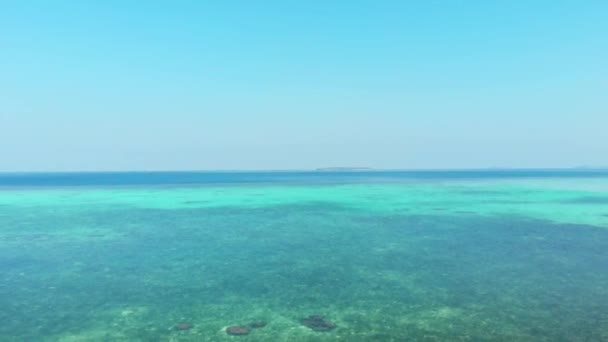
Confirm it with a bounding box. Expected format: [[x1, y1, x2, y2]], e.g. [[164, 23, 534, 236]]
[[1, 1, 606, 171]]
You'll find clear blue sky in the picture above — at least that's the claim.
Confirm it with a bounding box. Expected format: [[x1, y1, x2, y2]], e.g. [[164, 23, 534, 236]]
[[1, 1, 606, 171]]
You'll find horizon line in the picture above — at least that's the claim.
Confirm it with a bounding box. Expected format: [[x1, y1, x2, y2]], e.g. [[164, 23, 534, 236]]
[[1, 167, 608, 174]]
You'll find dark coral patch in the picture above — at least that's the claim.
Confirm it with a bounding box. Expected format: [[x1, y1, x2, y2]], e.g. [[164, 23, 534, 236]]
[[301, 315, 336, 331], [226, 325, 250, 335], [249, 321, 267, 328], [174, 322, 193, 331]]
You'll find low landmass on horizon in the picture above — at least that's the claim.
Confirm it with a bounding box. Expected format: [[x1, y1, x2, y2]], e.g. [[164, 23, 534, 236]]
[[315, 167, 374, 171]]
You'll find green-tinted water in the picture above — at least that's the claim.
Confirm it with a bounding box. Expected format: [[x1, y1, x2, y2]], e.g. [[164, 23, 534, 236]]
[[1, 177, 608, 341]]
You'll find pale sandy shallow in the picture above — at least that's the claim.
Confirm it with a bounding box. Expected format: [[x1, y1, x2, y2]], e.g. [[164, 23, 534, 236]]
[[2, 177, 607, 227]]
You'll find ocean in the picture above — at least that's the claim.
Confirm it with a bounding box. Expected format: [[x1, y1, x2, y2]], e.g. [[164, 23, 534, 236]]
[[1, 171, 607, 341]]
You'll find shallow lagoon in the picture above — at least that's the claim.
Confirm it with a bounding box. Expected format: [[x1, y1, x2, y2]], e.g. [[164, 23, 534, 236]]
[[1, 171, 608, 341]]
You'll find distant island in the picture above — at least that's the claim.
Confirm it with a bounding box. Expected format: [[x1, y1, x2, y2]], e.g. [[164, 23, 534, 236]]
[[315, 167, 374, 171]]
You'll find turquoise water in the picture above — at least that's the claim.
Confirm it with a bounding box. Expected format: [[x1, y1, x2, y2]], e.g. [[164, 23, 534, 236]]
[[1, 171, 608, 341]]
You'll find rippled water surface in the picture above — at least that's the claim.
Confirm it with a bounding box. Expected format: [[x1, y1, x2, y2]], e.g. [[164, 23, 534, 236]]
[[1, 171, 608, 341]]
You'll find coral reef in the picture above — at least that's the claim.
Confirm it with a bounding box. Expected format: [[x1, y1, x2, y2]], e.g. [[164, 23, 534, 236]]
[[249, 320, 267, 328], [173, 322, 192, 331], [301, 315, 336, 331], [226, 325, 250, 335]]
